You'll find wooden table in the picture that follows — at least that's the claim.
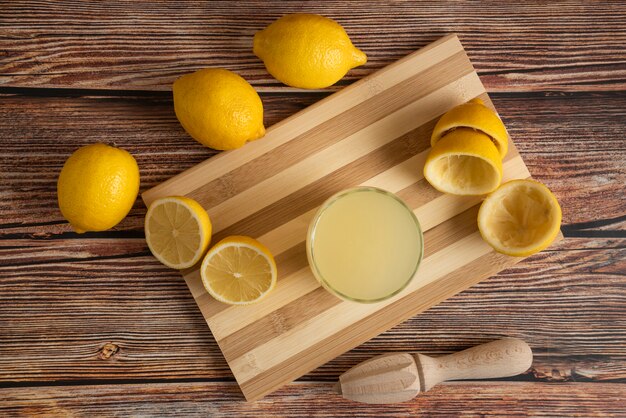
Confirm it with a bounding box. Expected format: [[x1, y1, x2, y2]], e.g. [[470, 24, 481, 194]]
[[1, 1, 625, 416]]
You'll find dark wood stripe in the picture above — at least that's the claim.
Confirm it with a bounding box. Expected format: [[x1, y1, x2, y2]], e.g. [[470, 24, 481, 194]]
[[187, 51, 472, 211], [192, 92, 510, 319], [218, 204, 484, 360], [220, 286, 336, 362], [421, 205, 480, 259], [183, 241, 308, 319], [396, 178, 443, 210], [188, 93, 524, 318], [0, 237, 621, 384], [204, 91, 516, 247], [209, 117, 437, 245], [272, 241, 307, 280], [239, 248, 522, 401]]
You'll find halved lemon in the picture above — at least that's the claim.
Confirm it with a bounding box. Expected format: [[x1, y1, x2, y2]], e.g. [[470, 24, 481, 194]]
[[201, 236, 277, 305], [423, 128, 503, 196], [478, 179, 562, 257], [145, 196, 212, 269], [431, 98, 509, 158]]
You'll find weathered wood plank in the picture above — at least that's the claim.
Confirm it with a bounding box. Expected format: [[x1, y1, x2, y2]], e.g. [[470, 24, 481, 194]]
[[1, 238, 623, 382], [0, 92, 624, 235], [1, 1, 625, 91], [0, 92, 320, 237], [1, 381, 625, 416], [1, 1, 624, 412], [0, 238, 148, 267]]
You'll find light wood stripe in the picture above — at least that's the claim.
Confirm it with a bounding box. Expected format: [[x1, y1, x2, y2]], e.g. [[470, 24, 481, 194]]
[[218, 206, 481, 361], [186, 51, 471, 211], [184, 269, 206, 299], [210, 266, 321, 341], [252, 149, 430, 256], [257, 208, 318, 256], [141, 34, 464, 205], [209, 118, 435, 244], [205, 71, 483, 233], [240, 249, 522, 401], [229, 232, 495, 384], [197, 154, 530, 338], [219, 286, 336, 363], [415, 156, 530, 231], [254, 150, 430, 257], [207, 90, 495, 247], [141, 35, 549, 401]]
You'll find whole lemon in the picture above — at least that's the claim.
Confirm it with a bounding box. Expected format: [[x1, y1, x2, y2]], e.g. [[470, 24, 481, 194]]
[[254, 14, 367, 89], [57, 143, 140, 233], [173, 69, 265, 150]]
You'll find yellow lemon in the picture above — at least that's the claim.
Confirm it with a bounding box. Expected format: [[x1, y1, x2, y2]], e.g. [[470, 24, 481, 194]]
[[254, 13, 367, 89], [173, 69, 265, 150], [201, 236, 277, 305], [57, 143, 140, 233], [478, 179, 562, 257], [145, 196, 212, 270], [424, 128, 502, 196], [431, 98, 509, 158]]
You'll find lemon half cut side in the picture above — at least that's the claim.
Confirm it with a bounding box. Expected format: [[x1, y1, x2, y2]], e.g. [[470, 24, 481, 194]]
[[145, 196, 212, 270], [424, 128, 503, 196], [201, 236, 277, 305], [478, 179, 562, 257]]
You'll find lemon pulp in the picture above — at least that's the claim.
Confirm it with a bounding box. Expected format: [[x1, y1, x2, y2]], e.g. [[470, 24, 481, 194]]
[[201, 236, 277, 305], [424, 128, 503, 196], [478, 180, 562, 256], [145, 196, 212, 269]]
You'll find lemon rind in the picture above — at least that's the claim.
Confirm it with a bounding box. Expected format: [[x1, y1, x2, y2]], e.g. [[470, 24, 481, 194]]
[[145, 196, 211, 270], [431, 100, 509, 158], [200, 237, 277, 306], [424, 130, 503, 196], [477, 179, 562, 257]]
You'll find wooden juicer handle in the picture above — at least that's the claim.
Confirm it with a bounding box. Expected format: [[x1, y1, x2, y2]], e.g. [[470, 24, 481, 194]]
[[338, 338, 533, 404], [415, 338, 533, 392]]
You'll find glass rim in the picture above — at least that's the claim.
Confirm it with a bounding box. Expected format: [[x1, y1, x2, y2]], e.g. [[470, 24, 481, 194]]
[[306, 186, 424, 304]]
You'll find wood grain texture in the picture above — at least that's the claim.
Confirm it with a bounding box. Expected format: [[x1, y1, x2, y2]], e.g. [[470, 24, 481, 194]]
[[1, 92, 624, 235], [1, 1, 625, 92], [1, 381, 625, 417], [338, 338, 533, 404], [142, 35, 552, 400], [1, 237, 623, 383], [1, 0, 625, 413]]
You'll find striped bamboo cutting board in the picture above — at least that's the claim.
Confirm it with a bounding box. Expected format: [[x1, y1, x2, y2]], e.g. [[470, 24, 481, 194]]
[[143, 34, 557, 401]]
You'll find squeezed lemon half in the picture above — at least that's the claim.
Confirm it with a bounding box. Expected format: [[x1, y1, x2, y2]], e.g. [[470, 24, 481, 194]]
[[478, 179, 562, 257], [424, 128, 503, 196], [431, 98, 509, 158]]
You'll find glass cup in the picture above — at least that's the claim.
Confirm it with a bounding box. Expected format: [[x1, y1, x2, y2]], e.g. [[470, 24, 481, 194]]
[[306, 186, 423, 303]]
